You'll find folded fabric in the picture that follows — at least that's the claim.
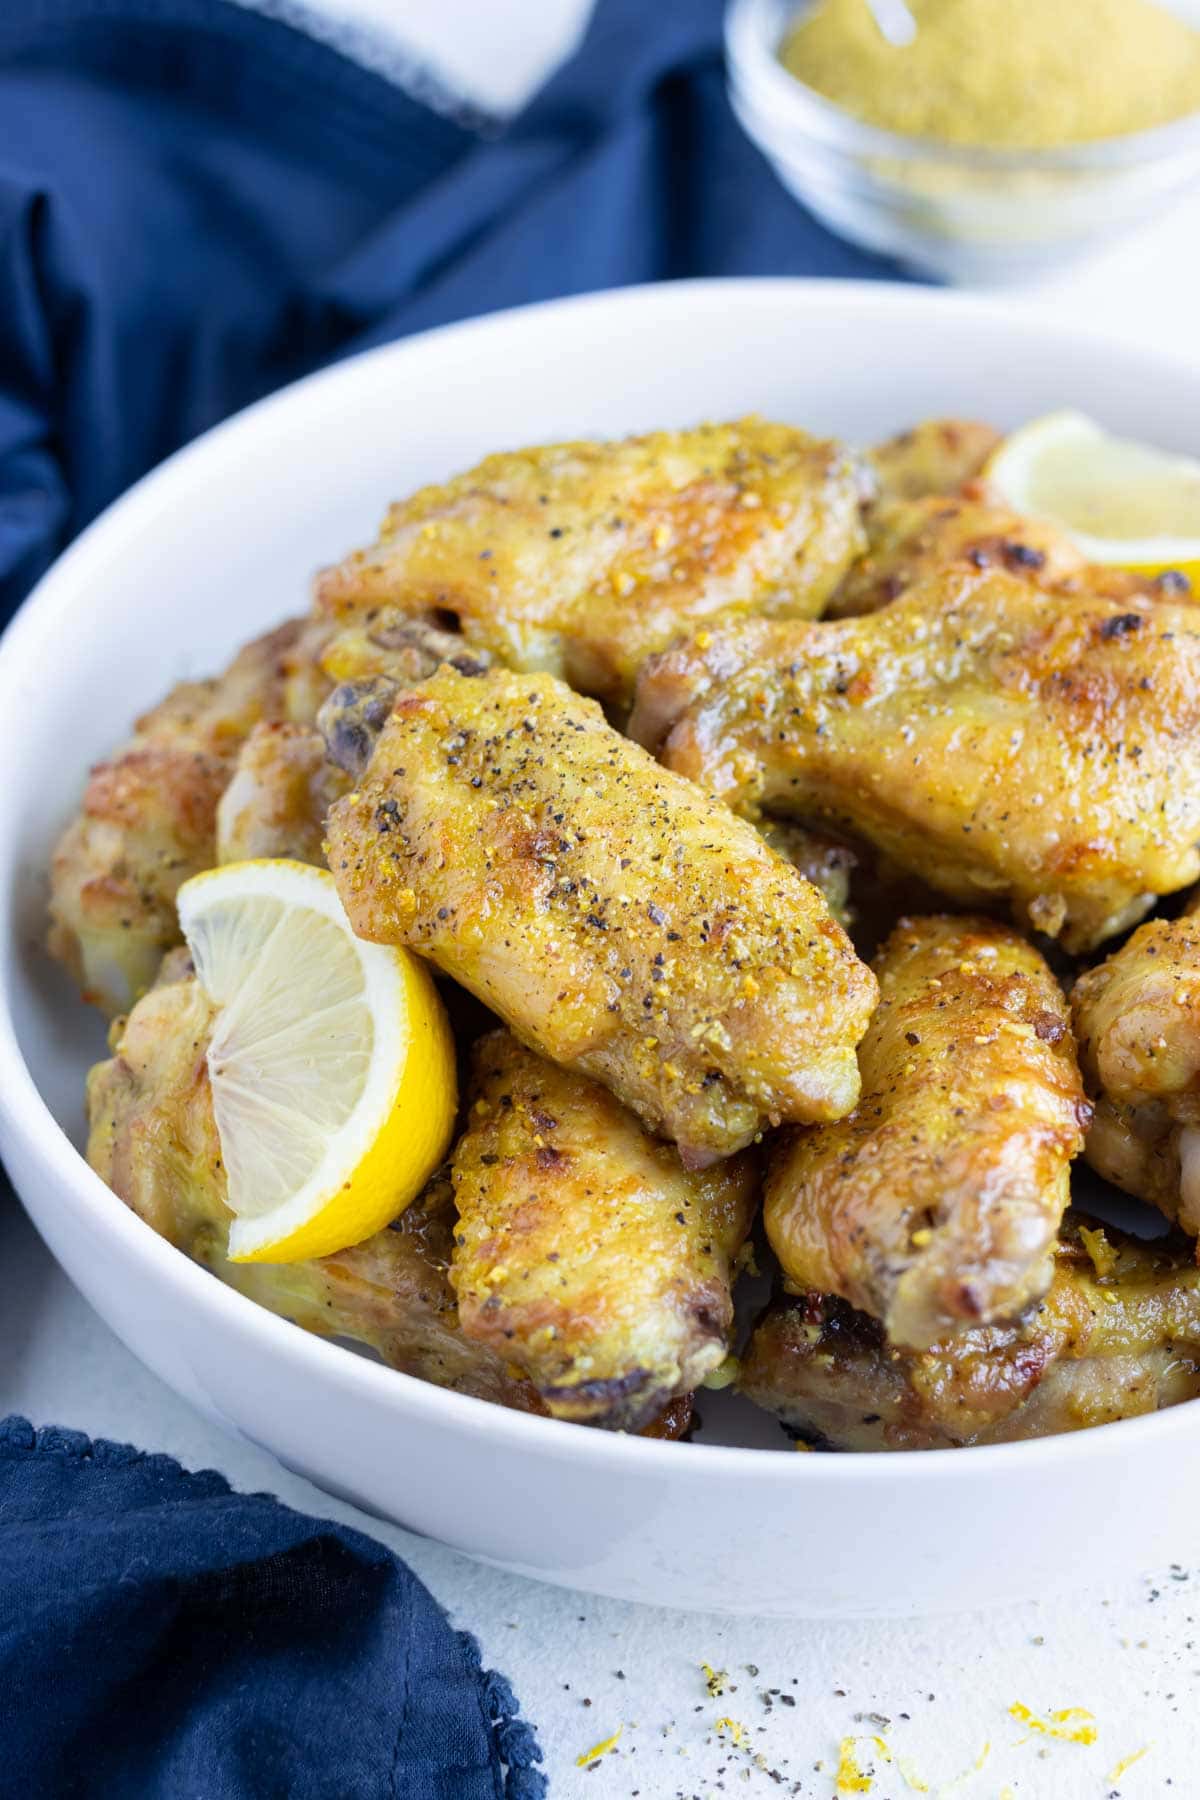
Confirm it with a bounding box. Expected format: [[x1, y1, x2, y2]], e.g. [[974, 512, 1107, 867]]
[[0, 1417, 546, 1799], [0, 0, 901, 621]]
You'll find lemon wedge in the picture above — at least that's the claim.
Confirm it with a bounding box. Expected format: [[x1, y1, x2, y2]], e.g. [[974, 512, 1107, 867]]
[[985, 410, 1200, 584], [176, 859, 456, 1263]]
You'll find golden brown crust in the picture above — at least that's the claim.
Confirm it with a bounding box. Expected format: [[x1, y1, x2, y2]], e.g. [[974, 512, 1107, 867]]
[[315, 419, 867, 708], [450, 1032, 756, 1429], [740, 1214, 1200, 1450], [631, 570, 1200, 953], [764, 915, 1088, 1349], [325, 665, 877, 1165]]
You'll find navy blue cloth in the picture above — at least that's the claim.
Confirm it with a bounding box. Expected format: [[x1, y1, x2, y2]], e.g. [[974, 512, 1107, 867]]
[[0, 1417, 546, 1798], [0, 0, 900, 620]]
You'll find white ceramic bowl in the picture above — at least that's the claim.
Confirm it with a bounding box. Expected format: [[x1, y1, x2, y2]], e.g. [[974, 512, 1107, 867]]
[[4, 280, 1200, 1619]]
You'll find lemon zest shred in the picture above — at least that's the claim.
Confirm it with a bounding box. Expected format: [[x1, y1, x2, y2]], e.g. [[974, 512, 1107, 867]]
[[895, 1753, 930, 1792], [1108, 1744, 1151, 1781], [835, 1735, 890, 1793], [1080, 1224, 1119, 1279], [1008, 1701, 1097, 1745], [701, 1661, 728, 1697], [716, 1716, 747, 1747], [575, 1726, 622, 1767]]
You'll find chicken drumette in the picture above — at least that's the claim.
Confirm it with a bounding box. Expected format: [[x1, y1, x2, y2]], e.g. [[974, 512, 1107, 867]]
[[765, 915, 1088, 1349], [740, 1214, 1200, 1450], [324, 664, 878, 1165], [631, 570, 1200, 953], [1072, 898, 1200, 1238], [450, 1031, 756, 1429], [315, 419, 867, 710]]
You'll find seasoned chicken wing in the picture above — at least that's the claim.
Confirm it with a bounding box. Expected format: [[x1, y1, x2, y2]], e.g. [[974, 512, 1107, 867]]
[[1073, 903, 1200, 1235], [832, 492, 1192, 619], [740, 1214, 1200, 1450], [631, 570, 1200, 952], [315, 419, 867, 709], [830, 494, 1089, 617], [216, 722, 352, 866], [49, 616, 334, 1014], [866, 418, 1002, 503], [324, 665, 877, 1165], [764, 916, 1088, 1349], [450, 1032, 757, 1429]]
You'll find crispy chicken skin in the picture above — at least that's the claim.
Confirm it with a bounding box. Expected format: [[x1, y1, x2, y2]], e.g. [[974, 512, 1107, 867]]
[[765, 916, 1088, 1349], [740, 1214, 1200, 1450], [314, 419, 867, 709], [450, 1032, 757, 1429], [630, 570, 1200, 953], [324, 665, 878, 1165], [866, 418, 1002, 503], [48, 617, 334, 1014], [1072, 903, 1200, 1235], [216, 722, 352, 866]]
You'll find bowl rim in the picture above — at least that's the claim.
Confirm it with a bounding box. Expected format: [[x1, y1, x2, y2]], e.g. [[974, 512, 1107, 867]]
[[727, 0, 1200, 170], [6, 274, 1200, 1487]]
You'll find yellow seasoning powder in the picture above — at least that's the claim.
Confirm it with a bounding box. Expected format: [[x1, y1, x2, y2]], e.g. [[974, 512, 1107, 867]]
[[780, 0, 1200, 148]]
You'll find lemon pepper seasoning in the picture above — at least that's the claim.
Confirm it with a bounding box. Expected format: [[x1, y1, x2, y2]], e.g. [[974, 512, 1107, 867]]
[[780, 0, 1200, 148]]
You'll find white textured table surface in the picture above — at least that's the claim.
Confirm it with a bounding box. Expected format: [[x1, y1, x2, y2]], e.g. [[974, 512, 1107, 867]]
[[11, 5, 1200, 1796]]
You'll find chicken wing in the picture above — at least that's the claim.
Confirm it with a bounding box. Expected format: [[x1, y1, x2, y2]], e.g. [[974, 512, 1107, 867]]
[[48, 616, 334, 1014], [324, 664, 877, 1164], [450, 1031, 756, 1429], [631, 570, 1200, 953], [1072, 902, 1200, 1235], [216, 722, 352, 866], [314, 419, 867, 709], [764, 916, 1088, 1349], [831, 492, 1192, 620], [740, 1214, 1200, 1450], [866, 418, 1002, 503]]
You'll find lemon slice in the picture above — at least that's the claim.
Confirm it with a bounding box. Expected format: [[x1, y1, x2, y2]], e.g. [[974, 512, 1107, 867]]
[[176, 859, 456, 1263], [986, 411, 1200, 583]]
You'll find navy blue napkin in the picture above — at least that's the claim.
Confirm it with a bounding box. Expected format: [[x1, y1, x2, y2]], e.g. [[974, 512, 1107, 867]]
[[0, 1417, 546, 1798], [0, 0, 900, 619]]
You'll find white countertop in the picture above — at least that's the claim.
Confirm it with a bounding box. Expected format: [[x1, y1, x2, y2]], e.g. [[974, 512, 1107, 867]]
[[9, 5, 1200, 1794]]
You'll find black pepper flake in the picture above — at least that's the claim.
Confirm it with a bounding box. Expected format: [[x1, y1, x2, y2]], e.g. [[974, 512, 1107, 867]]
[[1100, 611, 1144, 640], [647, 902, 667, 925]]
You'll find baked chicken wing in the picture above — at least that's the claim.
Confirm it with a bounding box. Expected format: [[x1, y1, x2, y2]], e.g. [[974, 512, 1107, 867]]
[[866, 418, 1002, 503], [740, 1214, 1200, 1450], [216, 722, 352, 867], [450, 1031, 757, 1429], [324, 664, 878, 1164], [631, 570, 1200, 953], [314, 419, 867, 708], [1072, 902, 1200, 1236], [832, 492, 1192, 620], [48, 617, 333, 1014], [764, 916, 1088, 1349]]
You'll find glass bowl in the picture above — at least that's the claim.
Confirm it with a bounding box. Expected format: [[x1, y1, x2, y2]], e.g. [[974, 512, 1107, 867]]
[[726, 0, 1200, 284]]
